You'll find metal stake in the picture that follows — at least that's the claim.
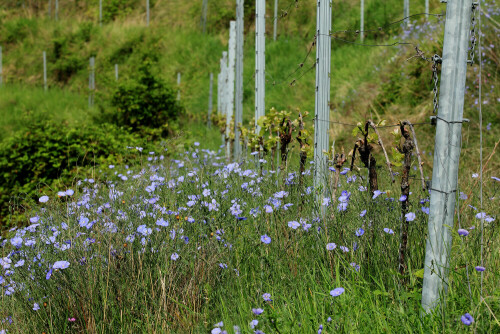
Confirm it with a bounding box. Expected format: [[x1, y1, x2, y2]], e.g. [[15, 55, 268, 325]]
[[235, 0, 244, 160], [313, 0, 332, 199], [255, 0, 266, 133], [421, 0, 473, 313]]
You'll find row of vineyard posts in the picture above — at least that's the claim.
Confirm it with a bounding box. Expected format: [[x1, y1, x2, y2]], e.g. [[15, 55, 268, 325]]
[[210, 0, 478, 315]]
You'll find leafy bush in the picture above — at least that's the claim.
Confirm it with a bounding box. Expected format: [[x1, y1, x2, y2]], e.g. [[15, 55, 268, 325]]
[[102, 0, 140, 23], [0, 120, 150, 229], [109, 61, 184, 134]]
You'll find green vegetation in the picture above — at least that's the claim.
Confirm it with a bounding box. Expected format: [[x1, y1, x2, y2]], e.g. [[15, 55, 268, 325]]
[[0, 0, 498, 332]]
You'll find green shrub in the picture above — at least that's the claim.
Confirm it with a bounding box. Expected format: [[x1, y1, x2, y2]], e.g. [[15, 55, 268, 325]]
[[0, 120, 151, 230], [109, 61, 184, 133]]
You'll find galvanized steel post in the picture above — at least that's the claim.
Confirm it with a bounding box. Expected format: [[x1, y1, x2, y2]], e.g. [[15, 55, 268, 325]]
[[43, 51, 47, 91], [208, 72, 213, 128], [226, 21, 236, 160], [273, 0, 278, 41], [99, 0, 102, 26], [360, 0, 364, 42], [201, 0, 208, 33], [220, 52, 228, 148], [421, 0, 473, 313], [235, 0, 244, 160], [177, 72, 181, 101], [115, 64, 119, 81], [255, 0, 266, 133], [404, 0, 410, 26], [146, 0, 150, 27], [313, 0, 332, 195]]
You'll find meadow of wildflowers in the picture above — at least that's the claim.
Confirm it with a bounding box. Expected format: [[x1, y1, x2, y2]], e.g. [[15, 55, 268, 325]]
[[0, 142, 498, 333]]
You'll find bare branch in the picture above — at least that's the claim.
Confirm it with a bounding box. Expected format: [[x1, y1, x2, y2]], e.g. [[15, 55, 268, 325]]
[[402, 120, 426, 191], [367, 120, 395, 183]]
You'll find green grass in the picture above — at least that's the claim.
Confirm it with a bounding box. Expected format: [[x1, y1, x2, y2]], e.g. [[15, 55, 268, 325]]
[[0, 85, 93, 142]]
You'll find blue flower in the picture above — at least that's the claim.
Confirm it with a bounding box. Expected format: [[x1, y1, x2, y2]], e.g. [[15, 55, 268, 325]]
[[355, 228, 364, 237], [250, 319, 259, 329], [326, 243, 336, 251], [252, 308, 264, 315], [261, 235, 271, 244], [171, 253, 179, 261], [405, 212, 416, 221], [330, 287, 345, 297], [475, 266, 485, 272], [383, 228, 394, 234], [14, 260, 25, 268], [421, 207, 430, 214], [288, 221, 300, 229], [39, 195, 49, 203], [53, 261, 70, 270], [360, 210, 367, 217], [262, 293, 272, 301], [10, 237, 23, 248], [372, 190, 384, 199], [137, 225, 152, 236], [156, 218, 169, 227], [33, 303, 40, 311], [461, 313, 474, 326], [458, 229, 469, 236], [46, 268, 53, 280]]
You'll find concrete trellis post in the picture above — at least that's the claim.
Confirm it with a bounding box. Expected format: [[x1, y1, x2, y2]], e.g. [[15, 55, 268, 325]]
[[404, 0, 410, 27], [146, 0, 150, 27], [226, 21, 236, 160], [48, 0, 52, 18], [255, 0, 266, 133], [115, 64, 119, 81], [234, 0, 244, 160], [360, 0, 364, 42], [273, 0, 278, 41], [208, 73, 213, 128], [313, 0, 332, 196], [421, 0, 473, 313], [425, 0, 429, 16], [177, 72, 181, 101], [0, 46, 2, 86], [55, 0, 59, 21], [43, 51, 47, 91]]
